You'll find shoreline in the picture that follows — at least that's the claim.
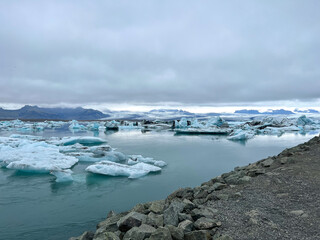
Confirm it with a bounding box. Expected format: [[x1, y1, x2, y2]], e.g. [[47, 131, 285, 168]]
[[70, 135, 320, 240]]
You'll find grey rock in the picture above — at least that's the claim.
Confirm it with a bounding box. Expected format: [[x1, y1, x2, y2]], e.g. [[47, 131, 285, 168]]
[[123, 224, 156, 240], [148, 227, 172, 240], [247, 168, 266, 177], [214, 234, 233, 240], [167, 188, 194, 202], [117, 211, 147, 232], [107, 210, 117, 219], [194, 217, 221, 230], [191, 207, 218, 221], [146, 212, 164, 228], [93, 232, 120, 240], [178, 213, 193, 222], [149, 200, 165, 214], [178, 219, 194, 233], [192, 198, 206, 205], [238, 176, 251, 183], [224, 171, 246, 184], [208, 182, 227, 192], [290, 210, 304, 216], [167, 225, 184, 240], [96, 212, 128, 234], [132, 202, 151, 214], [70, 231, 94, 240], [261, 158, 274, 167], [183, 199, 196, 211], [164, 200, 186, 226], [184, 230, 211, 240], [280, 157, 288, 164]]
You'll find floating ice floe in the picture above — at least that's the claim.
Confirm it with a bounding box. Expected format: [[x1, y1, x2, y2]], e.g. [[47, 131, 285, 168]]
[[127, 155, 167, 167], [175, 118, 188, 128], [50, 169, 73, 182], [60, 136, 107, 146], [206, 116, 228, 128], [105, 120, 120, 130], [0, 138, 78, 172], [296, 115, 314, 126], [227, 129, 255, 141], [69, 120, 86, 131], [86, 161, 161, 178]]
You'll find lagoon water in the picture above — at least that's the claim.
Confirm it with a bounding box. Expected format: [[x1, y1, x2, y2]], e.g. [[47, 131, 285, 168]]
[[0, 127, 318, 240]]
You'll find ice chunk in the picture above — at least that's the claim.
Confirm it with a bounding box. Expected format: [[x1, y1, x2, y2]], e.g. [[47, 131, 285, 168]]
[[86, 161, 161, 178], [297, 115, 314, 126], [105, 120, 119, 130], [175, 118, 188, 128], [128, 155, 167, 167], [206, 116, 228, 127], [77, 151, 126, 162], [61, 136, 107, 146], [69, 120, 86, 130], [50, 169, 73, 182], [0, 138, 78, 172], [227, 129, 255, 141], [88, 122, 100, 131]]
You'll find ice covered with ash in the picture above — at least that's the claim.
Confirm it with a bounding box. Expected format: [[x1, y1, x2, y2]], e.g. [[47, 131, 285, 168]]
[[127, 155, 167, 167], [86, 161, 161, 178]]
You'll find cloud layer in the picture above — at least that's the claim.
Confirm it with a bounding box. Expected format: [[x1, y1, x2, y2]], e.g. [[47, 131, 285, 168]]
[[1, 0, 320, 105]]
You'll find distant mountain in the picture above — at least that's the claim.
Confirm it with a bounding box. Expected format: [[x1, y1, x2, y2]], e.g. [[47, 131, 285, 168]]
[[0, 105, 110, 120], [262, 109, 294, 115], [235, 109, 294, 115], [294, 108, 319, 113], [235, 109, 261, 114]]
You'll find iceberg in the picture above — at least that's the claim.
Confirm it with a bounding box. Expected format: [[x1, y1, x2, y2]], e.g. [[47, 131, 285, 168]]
[[206, 116, 228, 127], [297, 115, 314, 126], [127, 155, 167, 167], [105, 120, 119, 130], [50, 169, 73, 182], [175, 118, 188, 129], [60, 137, 107, 146], [0, 137, 78, 172], [227, 129, 255, 141], [69, 120, 86, 130], [86, 161, 161, 178]]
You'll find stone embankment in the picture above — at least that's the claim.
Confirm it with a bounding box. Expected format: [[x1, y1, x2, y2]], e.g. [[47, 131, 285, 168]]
[[70, 135, 320, 240]]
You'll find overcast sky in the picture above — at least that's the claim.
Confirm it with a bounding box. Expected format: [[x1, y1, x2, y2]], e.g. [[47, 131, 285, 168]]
[[0, 0, 320, 110]]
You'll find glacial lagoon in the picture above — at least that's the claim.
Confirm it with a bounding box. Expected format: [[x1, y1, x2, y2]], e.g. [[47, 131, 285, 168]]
[[0, 124, 319, 240]]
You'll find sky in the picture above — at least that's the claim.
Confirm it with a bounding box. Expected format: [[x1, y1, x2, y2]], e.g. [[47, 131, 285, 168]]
[[0, 0, 320, 112]]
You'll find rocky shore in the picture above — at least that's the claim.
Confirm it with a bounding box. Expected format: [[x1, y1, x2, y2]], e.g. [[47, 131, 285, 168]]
[[70, 135, 320, 240]]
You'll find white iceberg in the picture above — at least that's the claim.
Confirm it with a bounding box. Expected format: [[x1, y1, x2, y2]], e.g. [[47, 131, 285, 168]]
[[0, 137, 78, 172], [105, 120, 119, 130], [227, 129, 255, 141], [175, 118, 188, 128], [50, 169, 73, 182], [127, 155, 167, 167], [69, 120, 86, 130], [86, 161, 161, 178], [206, 116, 227, 127]]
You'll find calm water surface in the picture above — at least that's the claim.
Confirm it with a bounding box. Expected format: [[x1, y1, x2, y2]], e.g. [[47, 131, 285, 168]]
[[0, 128, 317, 240]]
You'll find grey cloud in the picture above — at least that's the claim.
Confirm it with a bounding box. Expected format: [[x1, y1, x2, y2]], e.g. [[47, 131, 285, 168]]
[[0, 0, 320, 106]]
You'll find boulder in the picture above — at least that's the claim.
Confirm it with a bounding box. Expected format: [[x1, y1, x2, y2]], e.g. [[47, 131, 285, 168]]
[[178, 219, 193, 233], [167, 225, 184, 240], [261, 158, 274, 167], [191, 207, 218, 221], [194, 217, 221, 230], [164, 200, 186, 226], [148, 227, 172, 240], [117, 211, 147, 232], [146, 212, 164, 228], [184, 230, 211, 240], [123, 224, 156, 240], [70, 231, 94, 240], [93, 232, 120, 240], [149, 200, 165, 214]]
